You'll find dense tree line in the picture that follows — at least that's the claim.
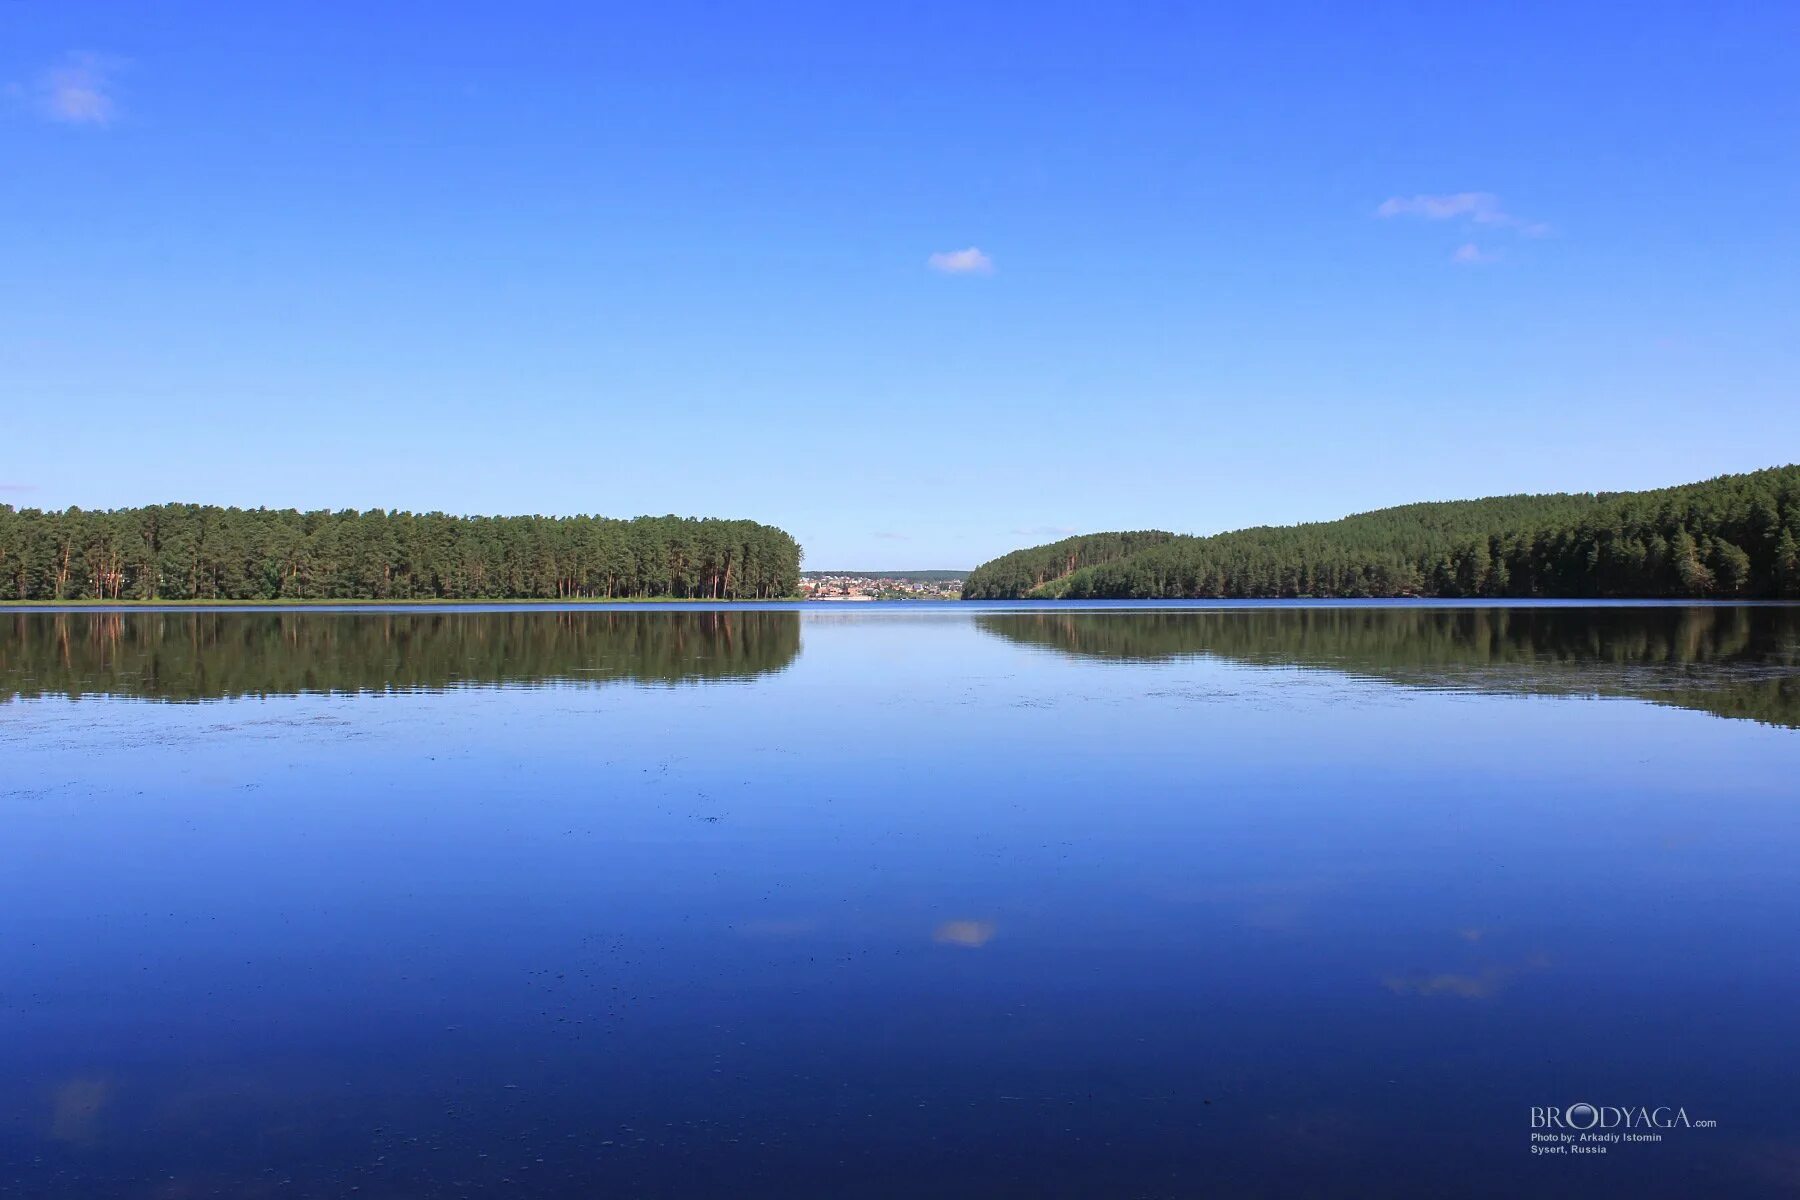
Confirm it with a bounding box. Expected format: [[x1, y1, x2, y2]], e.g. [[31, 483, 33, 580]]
[[0, 505, 801, 601], [962, 467, 1800, 600], [977, 605, 1800, 729], [0, 610, 801, 701]]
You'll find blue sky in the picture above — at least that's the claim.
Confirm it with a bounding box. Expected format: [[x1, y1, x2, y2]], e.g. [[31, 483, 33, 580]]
[[3, 2, 1796, 568]]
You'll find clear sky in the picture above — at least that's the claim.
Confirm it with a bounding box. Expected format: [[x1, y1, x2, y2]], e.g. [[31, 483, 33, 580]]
[[3, 3, 1796, 568]]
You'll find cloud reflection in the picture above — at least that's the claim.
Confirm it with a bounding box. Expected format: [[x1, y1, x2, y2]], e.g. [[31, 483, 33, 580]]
[[50, 1076, 110, 1142], [934, 920, 996, 948], [736, 918, 820, 938], [1382, 955, 1548, 1000]]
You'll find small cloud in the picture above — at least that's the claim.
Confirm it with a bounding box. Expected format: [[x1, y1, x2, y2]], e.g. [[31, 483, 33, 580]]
[[1011, 524, 1078, 537], [32, 53, 120, 126], [1376, 192, 1548, 237], [1450, 242, 1500, 266], [0, 483, 38, 494], [1377, 192, 1503, 223], [927, 247, 993, 275], [934, 919, 996, 948], [872, 531, 910, 541]]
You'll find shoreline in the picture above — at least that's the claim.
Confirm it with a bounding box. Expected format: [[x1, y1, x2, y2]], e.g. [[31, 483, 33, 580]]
[[5, 597, 1797, 614]]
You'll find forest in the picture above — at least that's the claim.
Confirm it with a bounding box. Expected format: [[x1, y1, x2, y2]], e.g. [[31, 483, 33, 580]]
[[962, 466, 1800, 600], [0, 505, 801, 601]]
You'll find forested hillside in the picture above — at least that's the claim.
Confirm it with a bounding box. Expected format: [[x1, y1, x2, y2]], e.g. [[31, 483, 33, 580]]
[[957, 531, 1180, 599], [962, 466, 1800, 600], [0, 505, 801, 601]]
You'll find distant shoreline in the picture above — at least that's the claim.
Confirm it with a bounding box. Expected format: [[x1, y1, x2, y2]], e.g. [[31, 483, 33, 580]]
[[5, 597, 1794, 614]]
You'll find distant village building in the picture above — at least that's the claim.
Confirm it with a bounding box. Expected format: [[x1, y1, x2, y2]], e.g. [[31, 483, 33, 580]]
[[800, 574, 963, 601]]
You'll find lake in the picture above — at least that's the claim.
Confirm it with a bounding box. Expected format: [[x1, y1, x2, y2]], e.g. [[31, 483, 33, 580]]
[[2, 603, 1797, 1198]]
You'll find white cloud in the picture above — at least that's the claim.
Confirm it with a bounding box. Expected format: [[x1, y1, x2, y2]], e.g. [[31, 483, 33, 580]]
[[1450, 243, 1500, 265], [1378, 192, 1502, 222], [1376, 192, 1547, 236], [872, 531, 910, 541], [927, 247, 993, 275], [35, 53, 119, 125]]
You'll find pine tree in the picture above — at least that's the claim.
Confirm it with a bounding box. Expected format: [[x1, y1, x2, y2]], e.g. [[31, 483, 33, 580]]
[[1711, 540, 1753, 594], [1671, 529, 1714, 596], [1775, 527, 1800, 598]]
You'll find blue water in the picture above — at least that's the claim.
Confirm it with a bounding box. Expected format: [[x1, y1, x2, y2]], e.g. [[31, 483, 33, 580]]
[[1, 604, 1796, 1197]]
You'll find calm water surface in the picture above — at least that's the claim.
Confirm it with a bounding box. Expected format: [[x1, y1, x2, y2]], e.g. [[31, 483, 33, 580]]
[[2, 604, 1797, 1198]]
